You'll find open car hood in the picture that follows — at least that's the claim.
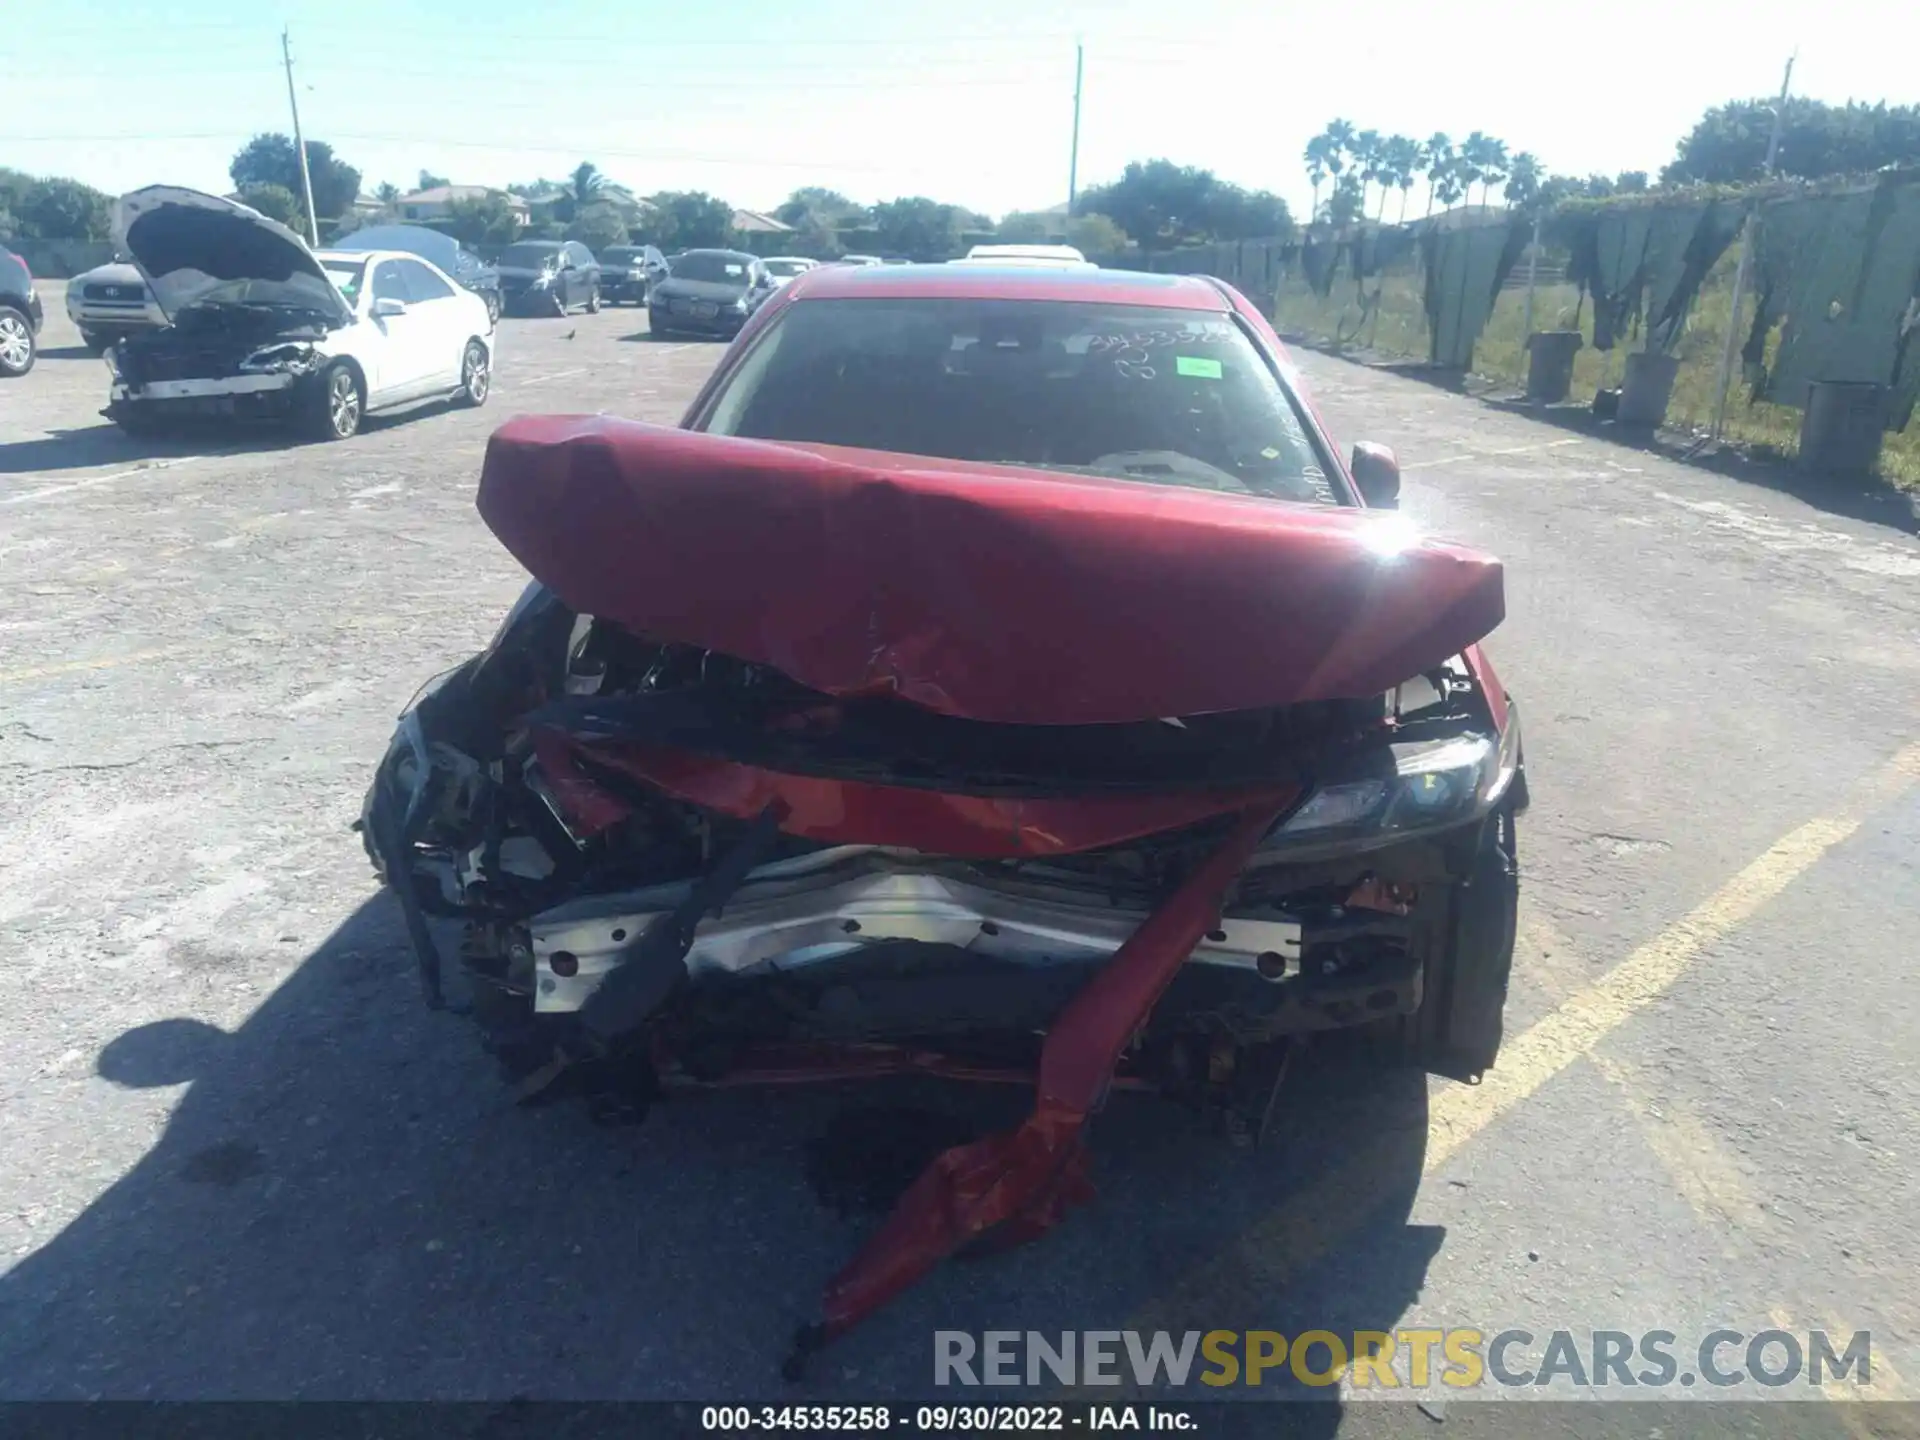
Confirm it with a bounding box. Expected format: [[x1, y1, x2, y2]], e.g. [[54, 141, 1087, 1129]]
[[113, 185, 354, 328], [477, 416, 1506, 727]]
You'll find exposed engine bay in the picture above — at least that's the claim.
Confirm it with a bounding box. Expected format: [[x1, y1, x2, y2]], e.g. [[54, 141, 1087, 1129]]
[[364, 581, 1522, 1102]]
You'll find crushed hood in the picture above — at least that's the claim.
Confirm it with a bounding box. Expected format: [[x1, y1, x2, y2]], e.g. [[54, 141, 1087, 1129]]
[[477, 416, 1506, 727], [113, 186, 354, 328]]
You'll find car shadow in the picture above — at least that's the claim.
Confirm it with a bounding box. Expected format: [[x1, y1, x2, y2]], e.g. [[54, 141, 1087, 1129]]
[[34, 344, 104, 361], [0, 423, 297, 475], [0, 894, 1438, 1415]]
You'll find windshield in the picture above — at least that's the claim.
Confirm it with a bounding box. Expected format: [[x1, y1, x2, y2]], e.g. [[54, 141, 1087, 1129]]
[[601, 249, 640, 264], [765, 259, 811, 277], [701, 298, 1341, 505], [321, 258, 366, 304], [500, 244, 560, 269], [672, 252, 751, 284]]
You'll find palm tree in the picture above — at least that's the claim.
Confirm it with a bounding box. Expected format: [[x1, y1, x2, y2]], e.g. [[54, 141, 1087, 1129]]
[[1432, 155, 1468, 214], [1421, 133, 1453, 219], [1505, 151, 1542, 210], [1303, 134, 1335, 222], [570, 161, 605, 208], [1323, 118, 1357, 187], [1458, 133, 1494, 211], [1478, 137, 1510, 209], [1385, 136, 1421, 223], [1354, 129, 1384, 220], [374, 181, 400, 208]]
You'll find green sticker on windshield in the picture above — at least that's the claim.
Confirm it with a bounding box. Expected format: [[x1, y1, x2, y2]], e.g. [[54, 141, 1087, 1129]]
[[1175, 355, 1223, 379]]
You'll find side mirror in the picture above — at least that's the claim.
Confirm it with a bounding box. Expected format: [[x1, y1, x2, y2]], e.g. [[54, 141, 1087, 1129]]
[[1350, 441, 1401, 509], [372, 297, 407, 318]]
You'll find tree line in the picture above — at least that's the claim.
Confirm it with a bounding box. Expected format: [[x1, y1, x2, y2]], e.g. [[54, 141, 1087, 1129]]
[[8, 95, 1918, 253]]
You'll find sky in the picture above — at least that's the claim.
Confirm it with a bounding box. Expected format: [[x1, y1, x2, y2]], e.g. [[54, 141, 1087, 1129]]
[[7, 0, 1914, 221]]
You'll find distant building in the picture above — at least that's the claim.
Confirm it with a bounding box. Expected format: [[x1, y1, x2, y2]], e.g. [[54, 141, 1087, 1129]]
[[397, 186, 530, 227], [730, 209, 794, 235]]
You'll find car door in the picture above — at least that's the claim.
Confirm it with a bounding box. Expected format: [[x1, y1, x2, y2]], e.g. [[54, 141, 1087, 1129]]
[[393, 258, 466, 390], [569, 243, 598, 306], [366, 259, 433, 404]]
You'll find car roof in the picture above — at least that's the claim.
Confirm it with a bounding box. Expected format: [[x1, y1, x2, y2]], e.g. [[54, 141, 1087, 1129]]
[[679, 247, 758, 261], [314, 248, 450, 270], [788, 262, 1229, 310]]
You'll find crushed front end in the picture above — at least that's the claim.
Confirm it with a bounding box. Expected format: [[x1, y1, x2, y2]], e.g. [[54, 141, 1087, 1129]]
[[360, 416, 1525, 1359], [107, 305, 330, 424]]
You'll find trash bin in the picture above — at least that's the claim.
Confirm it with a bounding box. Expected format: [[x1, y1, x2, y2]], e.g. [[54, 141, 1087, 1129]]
[[1523, 330, 1582, 403], [1798, 381, 1887, 478], [1617, 352, 1680, 429]]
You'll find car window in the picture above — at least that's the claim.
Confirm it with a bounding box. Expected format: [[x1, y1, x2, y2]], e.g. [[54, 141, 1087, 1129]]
[[702, 298, 1341, 506], [673, 253, 751, 283], [371, 261, 409, 306], [321, 258, 366, 305], [500, 244, 560, 269], [397, 259, 455, 301]]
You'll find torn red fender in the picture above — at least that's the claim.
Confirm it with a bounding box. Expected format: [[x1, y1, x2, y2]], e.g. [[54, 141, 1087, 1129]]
[[796, 802, 1289, 1363]]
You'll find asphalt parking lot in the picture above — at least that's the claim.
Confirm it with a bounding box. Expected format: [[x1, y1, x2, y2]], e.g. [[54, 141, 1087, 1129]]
[[3, 282, 1919, 1425]]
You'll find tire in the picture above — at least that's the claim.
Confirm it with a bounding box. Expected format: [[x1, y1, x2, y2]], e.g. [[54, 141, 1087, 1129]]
[[306, 362, 364, 441], [551, 289, 568, 318], [458, 339, 490, 408], [484, 290, 501, 326], [81, 328, 110, 356], [586, 285, 602, 314], [0, 306, 35, 377], [1397, 807, 1519, 1081]]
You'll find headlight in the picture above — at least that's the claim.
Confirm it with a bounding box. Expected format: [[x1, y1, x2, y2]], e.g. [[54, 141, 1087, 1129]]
[[1267, 703, 1522, 852]]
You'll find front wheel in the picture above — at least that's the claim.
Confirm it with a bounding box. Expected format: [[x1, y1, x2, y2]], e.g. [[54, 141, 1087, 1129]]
[[80, 328, 111, 356], [586, 286, 602, 314], [1400, 807, 1520, 1081], [484, 290, 501, 326], [550, 288, 568, 318], [0, 306, 35, 377], [307, 362, 363, 441], [458, 340, 490, 408]]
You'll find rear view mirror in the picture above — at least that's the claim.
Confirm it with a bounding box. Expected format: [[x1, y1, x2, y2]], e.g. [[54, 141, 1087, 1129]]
[[1350, 442, 1401, 509], [372, 297, 407, 318]]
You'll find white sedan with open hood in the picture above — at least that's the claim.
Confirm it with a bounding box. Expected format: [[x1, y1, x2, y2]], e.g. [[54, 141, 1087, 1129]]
[[106, 186, 496, 441]]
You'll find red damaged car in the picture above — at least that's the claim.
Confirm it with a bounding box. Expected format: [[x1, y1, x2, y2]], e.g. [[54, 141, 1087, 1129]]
[[359, 262, 1526, 1359]]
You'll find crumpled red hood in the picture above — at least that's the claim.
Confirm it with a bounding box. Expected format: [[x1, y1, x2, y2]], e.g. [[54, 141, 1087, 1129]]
[[477, 415, 1504, 726]]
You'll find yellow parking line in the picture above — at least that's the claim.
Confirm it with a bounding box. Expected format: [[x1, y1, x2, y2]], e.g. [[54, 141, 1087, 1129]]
[[1429, 738, 1920, 1169], [1115, 739, 1920, 1345]]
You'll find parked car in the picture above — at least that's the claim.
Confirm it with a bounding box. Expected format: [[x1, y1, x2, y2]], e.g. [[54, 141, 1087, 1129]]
[[761, 255, 819, 286], [834, 254, 884, 267], [332, 224, 502, 325], [596, 245, 668, 306], [645, 248, 773, 338], [495, 240, 600, 316], [954, 243, 1095, 270], [65, 259, 166, 352], [0, 244, 42, 378], [106, 187, 495, 441], [361, 261, 1525, 1353]]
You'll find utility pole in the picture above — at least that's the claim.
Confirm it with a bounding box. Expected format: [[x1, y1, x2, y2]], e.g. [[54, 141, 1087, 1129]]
[[1710, 52, 1794, 441], [1067, 42, 1083, 212], [282, 25, 320, 246]]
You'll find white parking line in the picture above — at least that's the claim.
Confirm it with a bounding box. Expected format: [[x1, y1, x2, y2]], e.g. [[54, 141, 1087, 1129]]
[[513, 367, 590, 387], [1, 455, 206, 508], [1402, 438, 1584, 472]]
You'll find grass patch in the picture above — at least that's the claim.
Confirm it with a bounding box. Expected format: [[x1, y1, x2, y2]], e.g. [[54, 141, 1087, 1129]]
[[1272, 248, 1920, 490]]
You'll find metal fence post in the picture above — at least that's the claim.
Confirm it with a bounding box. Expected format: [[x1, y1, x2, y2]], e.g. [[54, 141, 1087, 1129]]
[[1711, 54, 1794, 441], [1521, 210, 1543, 340]]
